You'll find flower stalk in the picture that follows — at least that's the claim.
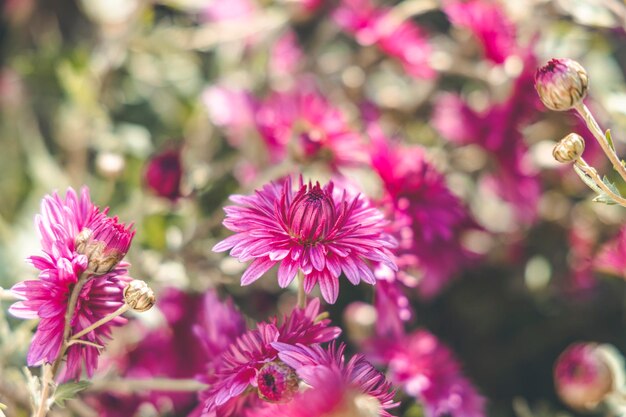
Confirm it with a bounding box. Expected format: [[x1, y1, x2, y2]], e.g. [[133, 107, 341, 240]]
[[297, 270, 306, 309]]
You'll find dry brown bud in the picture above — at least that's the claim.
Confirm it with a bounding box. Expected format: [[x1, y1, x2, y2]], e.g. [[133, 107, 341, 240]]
[[123, 280, 156, 312]]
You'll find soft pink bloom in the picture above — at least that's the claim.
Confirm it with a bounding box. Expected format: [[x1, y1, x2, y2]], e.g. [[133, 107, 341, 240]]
[[374, 279, 413, 338], [213, 176, 397, 303], [202, 85, 257, 147], [255, 88, 368, 168], [201, 0, 257, 22], [565, 226, 598, 293], [368, 329, 485, 417], [554, 343, 614, 410], [370, 131, 479, 298], [595, 226, 626, 278], [444, 0, 517, 64], [249, 342, 397, 417], [333, 0, 435, 79], [269, 31, 304, 78], [9, 187, 135, 381], [144, 147, 184, 201], [200, 298, 341, 415], [432, 52, 542, 224]]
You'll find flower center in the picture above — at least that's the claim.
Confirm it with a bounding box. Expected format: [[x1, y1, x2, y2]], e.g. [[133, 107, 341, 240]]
[[256, 361, 299, 403], [288, 183, 335, 245]]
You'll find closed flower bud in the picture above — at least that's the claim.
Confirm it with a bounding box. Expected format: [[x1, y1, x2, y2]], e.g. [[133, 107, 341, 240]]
[[553, 133, 585, 163], [554, 343, 615, 410], [535, 58, 588, 111], [75, 216, 134, 275], [123, 280, 156, 312]]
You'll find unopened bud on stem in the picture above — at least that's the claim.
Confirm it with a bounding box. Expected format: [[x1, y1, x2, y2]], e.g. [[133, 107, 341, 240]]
[[535, 58, 588, 111], [123, 280, 156, 312], [553, 133, 585, 164]]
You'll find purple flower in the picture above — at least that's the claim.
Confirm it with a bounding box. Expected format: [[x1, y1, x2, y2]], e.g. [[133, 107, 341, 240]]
[[213, 176, 397, 303], [249, 342, 397, 417], [200, 299, 341, 415], [9, 187, 135, 381], [144, 147, 184, 201]]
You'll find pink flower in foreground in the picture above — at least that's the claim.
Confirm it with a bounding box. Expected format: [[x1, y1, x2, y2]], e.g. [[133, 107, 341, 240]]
[[370, 132, 479, 298], [144, 147, 184, 201], [200, 299, 341, 415], [595, 226, 626, 278], [213, 176, 397, 303], [9, 187, 135, 381], [250, 342, 397, 417], [333, 0, 435, 79], [554, 343, 614, 410], [444, 0, 518, 64], [368, 329, 485, 417]]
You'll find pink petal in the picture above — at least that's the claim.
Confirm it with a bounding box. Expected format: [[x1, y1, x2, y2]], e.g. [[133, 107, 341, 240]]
[[241, 258, 277, 285]]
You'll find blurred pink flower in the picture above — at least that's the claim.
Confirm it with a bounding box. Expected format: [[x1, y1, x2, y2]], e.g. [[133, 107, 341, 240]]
[[144, 147, 184, 201], [333, 0, 435, 79], [202, 86, 257, 147], [249, 342, 397, 417], [269, 31, 304, 78], [432, 52, 542, 224], [201, 0, 257, 22], [595, 226, 626, 278], [368, 329, 485, 417], [213, 176, 397, 303], [256, 88, 368, 167], [444, 0, 517, 64], [370, 131, 479, 298], [200, 299, 341, 415], [9, 187, 135, 381]]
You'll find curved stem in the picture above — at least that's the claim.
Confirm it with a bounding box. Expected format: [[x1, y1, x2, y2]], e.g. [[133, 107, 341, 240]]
[[575, 103, 626, 183], [575, 158, 626, 207], [70, 304, 129, 342], [297, 270, 306, 309], [88, 378, 207, 393]]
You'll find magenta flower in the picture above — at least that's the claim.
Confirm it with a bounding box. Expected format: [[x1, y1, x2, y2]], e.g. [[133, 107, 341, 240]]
[[9, 187, 135, 381], [443, 0, 517, 64], [554, 343, 614, 410], [200, 298, 341, 415], [213, 176, 397, 303], [144, 147, 184, 201], [368, 329, 485, 417], [370, 131, 479, 298], [595, 226, 626, 278], [333, 0, 435, 79], [250, 342, 397, 417]]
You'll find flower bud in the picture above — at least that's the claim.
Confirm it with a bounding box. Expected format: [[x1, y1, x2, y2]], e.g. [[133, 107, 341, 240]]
[[123, 280, 156, 312], [75, 216, 134, 275], [535, 58, 588, 111], [554, 343, 614, 410], [144, 147, 183, 201], [553, 133, 585, 164]]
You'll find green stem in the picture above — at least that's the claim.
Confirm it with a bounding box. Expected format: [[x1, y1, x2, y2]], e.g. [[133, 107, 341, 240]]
[[297, 270, 306, 309]]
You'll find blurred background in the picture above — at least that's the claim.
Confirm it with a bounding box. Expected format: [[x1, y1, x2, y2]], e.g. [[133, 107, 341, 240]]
[[3, 0, 626, 416]]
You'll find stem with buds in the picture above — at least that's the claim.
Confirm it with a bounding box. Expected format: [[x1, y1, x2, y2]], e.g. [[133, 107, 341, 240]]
[[575, 157, 626, 207]]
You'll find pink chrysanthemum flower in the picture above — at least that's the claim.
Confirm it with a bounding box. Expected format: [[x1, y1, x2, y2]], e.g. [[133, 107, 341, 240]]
[[200, 298, 341, 415], [369, 329, 485, 417], [250, 342, 397, 417], [213, 176, 397, 303], [595, 226, 626, 278], [333, 0, 435, 80], [9, 187, 135, 381]]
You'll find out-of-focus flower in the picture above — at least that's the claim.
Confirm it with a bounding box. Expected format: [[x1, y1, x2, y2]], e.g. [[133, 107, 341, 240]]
[[202, 86, 257, 147], [444, 0, 518, 64], [144, 147, 184, 201], [333, 0, 435, 79], [201, 0, 257, 22], [250, 342, 397, 417], [370, 132, 479, 298], [553, 133, 585, 164], [200, 299, 341, 415], [535, 58, 588, 111], [213, 176, 397, 303], [269, 31, 304, 79], [88, 288, 246, 416], [343, 301, 377, 344], [9, 187, 135, 381], [368, 329, 485, 417], [595, 226, 626, 278], [433, 52, 542, 224], [554, 343, 615, 410], [256, 88, 368, 168], [374, 279, 413, 338]]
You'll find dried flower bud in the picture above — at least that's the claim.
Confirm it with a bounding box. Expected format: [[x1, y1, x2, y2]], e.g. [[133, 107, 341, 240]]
[[123, 280, 156, 312], [554, 343, 615, 410], [535, 58, 588, 111], [553, 133, 585, 164]]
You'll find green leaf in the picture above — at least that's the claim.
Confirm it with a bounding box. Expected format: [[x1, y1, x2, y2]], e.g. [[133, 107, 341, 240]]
[[573, 164, 603, 194], [592, 176, 622, 205], [52, 381, 91, 407], [605, 129, 616, 151]]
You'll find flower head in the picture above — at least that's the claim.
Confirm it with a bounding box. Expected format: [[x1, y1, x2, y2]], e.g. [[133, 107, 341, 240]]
[[553, 133, 585, 164], [9, 187, 135, 381], [213, 176, 397, 303], [554, 343, 615, 410], [200, 299, 340, 415], [144, 147, 184, 201], [535, 58, 588, 111]]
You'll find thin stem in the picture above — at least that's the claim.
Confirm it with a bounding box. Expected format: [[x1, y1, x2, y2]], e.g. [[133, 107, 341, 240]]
[[575, 158, 626, 207], [297, 270, 306, 309], [33, 365, 52, 417], [70, 304, 129, 342], [88, 378, 207, 393], [66, 339, 104, 349], [575, 103, 626, 183]]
